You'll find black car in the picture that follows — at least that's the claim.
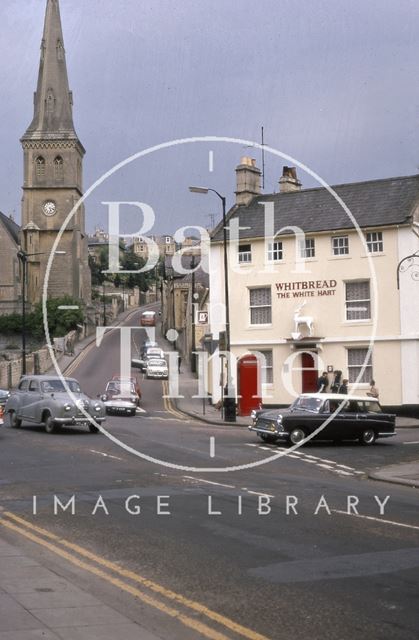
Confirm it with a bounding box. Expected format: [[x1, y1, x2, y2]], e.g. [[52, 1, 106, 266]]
[[248, 393, 396, 446]]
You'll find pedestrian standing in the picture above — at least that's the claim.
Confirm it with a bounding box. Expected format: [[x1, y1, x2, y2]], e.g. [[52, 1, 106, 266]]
[[317, 371, 329, 393], [367, 380, 379, 398], [338, 379, 348, 394], [331, 370, 342, 393], [177, 355, 182, 374]]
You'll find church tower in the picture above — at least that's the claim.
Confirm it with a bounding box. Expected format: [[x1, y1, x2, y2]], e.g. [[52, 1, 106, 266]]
[[20, 0, 91, 305]]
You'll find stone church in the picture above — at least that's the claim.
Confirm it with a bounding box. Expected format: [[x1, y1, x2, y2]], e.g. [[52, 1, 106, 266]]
[[0, 0, 91, 314]]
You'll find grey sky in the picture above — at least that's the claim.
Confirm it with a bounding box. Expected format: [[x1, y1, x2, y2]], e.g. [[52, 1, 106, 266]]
[[1, 0, 418, 235]]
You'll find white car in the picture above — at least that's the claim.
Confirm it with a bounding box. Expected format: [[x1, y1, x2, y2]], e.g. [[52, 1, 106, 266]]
[[145, 358, 169, 379], [132, 347, 165, 372]]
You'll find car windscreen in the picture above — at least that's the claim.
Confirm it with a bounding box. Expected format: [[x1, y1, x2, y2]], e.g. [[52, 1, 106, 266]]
[[291, 397, 323, 413], [41, 379, 81, 393], [106, 382, 135, 394], [360, 401, 382, 413]]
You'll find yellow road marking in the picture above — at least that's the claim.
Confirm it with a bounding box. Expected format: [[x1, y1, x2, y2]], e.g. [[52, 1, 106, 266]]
[[0, 517, 229, 640], [162, 380, 189, 420], [2, 512, 270, 640]]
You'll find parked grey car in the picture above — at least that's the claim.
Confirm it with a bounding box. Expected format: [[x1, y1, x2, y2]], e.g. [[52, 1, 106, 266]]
[[5, 375, 106, 434]]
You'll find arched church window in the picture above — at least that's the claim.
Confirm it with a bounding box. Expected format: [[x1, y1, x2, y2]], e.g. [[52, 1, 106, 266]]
[[54, 156, 64, 181], [35, 156, 45, 180]]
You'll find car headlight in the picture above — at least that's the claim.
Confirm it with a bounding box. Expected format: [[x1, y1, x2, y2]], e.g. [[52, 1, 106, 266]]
[[94, 404, 101, 412], [251, 409, 257, 420], [64, 403, 72, 411], [276, 414, 283, 425]]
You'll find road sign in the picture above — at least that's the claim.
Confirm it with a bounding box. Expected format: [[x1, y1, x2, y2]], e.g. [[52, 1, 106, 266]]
[[197, 311, 209, 324]]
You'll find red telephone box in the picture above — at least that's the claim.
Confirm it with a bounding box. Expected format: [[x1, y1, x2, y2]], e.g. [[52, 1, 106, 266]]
[[237, 354, 262, 416]]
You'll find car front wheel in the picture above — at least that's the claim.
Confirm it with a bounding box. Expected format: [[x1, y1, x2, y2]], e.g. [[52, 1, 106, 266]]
[[44, 415, 57, 434], [9, 411, 22, 428], [289, 427, 307, 446], [359, 429, 376, 445], [89, 425, 100, 433]]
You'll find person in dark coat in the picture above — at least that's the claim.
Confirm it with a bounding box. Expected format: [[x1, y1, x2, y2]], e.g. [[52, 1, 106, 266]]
[[317, 372, 329, 393], [331, 370, 342, 393], [338, 379, 348, 394]]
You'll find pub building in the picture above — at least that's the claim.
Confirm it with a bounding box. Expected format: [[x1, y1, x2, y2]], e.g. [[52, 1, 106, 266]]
[[207, 158, 419, 416]]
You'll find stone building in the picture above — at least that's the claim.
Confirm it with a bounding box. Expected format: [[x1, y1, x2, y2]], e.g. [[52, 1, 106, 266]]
[[20, 0, 91, 306], [208, 157, 419, 415], [0, 212, 21, 315]]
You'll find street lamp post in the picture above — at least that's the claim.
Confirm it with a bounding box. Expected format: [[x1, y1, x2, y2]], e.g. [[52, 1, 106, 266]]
[[155, 263, 159, 302], [17, 249, 66, 375], [121, 279, 125, 312], [190, 253, 196, 373], [102, 281, 107, 326], [189, 186, 236, 422]]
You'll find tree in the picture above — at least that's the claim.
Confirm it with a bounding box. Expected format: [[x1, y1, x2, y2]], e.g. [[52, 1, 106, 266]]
[[31, 296, 84, 339]]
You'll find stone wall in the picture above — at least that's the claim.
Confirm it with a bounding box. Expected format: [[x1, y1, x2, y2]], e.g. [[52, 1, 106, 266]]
[[0, 329, 75, 389]]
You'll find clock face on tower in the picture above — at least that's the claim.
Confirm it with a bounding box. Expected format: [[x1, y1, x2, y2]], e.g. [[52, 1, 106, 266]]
[[43, 200, 56, 216]]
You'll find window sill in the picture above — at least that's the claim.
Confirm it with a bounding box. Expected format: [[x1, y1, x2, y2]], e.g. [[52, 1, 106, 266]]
[[361, 253, 385, 258], [247, 324, 273, 330], [343, 320, 373, 326], [328, 255, 350, 260]]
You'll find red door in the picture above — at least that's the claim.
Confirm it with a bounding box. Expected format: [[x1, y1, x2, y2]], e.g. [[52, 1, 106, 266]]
[[301, 352, 318, 393], [237, 355, 261, 416]]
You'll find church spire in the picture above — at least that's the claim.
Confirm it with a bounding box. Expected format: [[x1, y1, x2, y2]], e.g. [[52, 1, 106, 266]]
[[22, 0, 80, 142]]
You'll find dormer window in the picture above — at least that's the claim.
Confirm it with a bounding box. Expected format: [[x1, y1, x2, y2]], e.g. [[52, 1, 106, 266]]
[[366, 231, 383, 253], [238, 243, 252, 264], [298, 238, 315, 259], [267, 240, 283, 262]]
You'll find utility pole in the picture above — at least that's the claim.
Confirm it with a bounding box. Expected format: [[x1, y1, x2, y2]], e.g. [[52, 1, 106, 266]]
[[102, 281, 107, 326], [191, 254, 196, 373]]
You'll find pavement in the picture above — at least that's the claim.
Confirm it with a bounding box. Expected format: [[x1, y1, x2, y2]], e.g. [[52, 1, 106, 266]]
[[0, 536, 160, 640]]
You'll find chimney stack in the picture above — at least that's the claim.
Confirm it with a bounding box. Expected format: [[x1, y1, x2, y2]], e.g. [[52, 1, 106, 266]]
[[235, 156, 261, 206], [279, 166, 301, 193]]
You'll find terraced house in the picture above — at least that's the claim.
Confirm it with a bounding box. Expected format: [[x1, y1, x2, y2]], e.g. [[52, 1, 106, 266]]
[[208, 158, 419, 415]]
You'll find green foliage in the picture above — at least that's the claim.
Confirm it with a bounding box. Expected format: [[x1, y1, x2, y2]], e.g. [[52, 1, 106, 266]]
[[89, 248, 108, 286], [32, 296, 84, 339], [0, 297, 83, 341], [0, 313, 28, 334], [89, 244, 154, 292]]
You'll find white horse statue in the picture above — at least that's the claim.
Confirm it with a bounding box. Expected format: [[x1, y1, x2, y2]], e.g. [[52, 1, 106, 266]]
[[293, 301, 314, 337]]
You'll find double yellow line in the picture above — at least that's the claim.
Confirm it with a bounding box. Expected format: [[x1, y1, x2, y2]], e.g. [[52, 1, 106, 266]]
[[162, 380, 189, 420], [0, 512, 269, 640]]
